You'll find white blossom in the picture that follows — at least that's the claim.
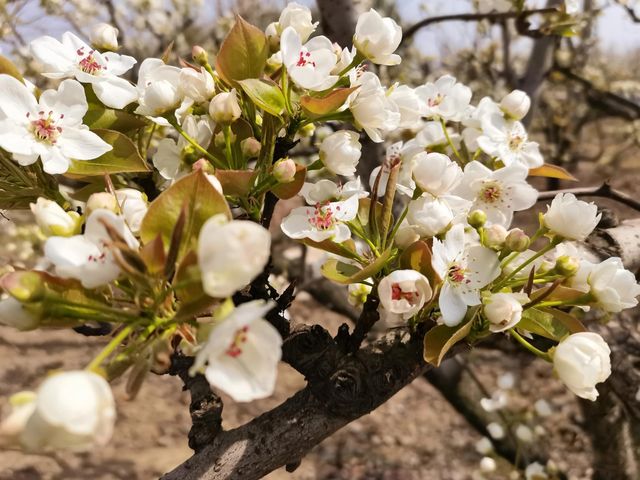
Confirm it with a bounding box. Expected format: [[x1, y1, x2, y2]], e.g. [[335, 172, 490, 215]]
[[266, 2, 317, 42], [416, 75, 472, 121], [89, 23, 119, 51], [349, 72, 400, 143], [30, 198, 81, 237], [115, 189, 148, 234], [543, 193, 601, 240], [281, 27, 337, 91], [477, 114, 543, 168], [0, 297, 39, 331], [378, 270, 433, 320], [483, 292, 528, 332], [500, 89, 531, 120], [353, 9, 402, 66], [209, 89, 241, 124], [135, 58, 182, 118], [299, 178, 368, 204], [411, 152, 462, 197], [319, 130, 361, 176]]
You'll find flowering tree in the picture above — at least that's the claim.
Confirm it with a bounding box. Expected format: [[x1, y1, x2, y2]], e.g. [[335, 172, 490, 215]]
[[0, 2, 639, 479]]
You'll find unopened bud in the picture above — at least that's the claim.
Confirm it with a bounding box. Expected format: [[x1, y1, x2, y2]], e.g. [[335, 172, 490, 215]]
[[192, 45, 209, 66], [555, 255, 580, 276], [537, 259, 555, 275], [484, 224, 508, 249], [241, 137, 261, 158], [500, 90, 531, 120], [468, 210, 487, 229], [505, 228, 530, 252], [209, 89, 241, 124], [86, 192, 118, 215], [273, 158, 297, 183], [90, 23, 119, 51], [192, 158, 214, 174], [298, 123, 315, 138], [395, 224, 420, 249], [0, 272, 45, 303]]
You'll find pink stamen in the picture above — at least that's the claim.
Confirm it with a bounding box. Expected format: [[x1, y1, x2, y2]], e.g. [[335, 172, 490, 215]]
[[391, 283, 418, 303], [225, 326, 249, 358], [30, 111, 64, 144]]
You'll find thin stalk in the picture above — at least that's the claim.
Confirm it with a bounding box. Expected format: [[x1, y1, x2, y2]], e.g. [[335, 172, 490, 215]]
[[440, 118, 462, 162], [87, 325, 135, 372], [169, 118, 225, 169], [509, 328, 552, 362]]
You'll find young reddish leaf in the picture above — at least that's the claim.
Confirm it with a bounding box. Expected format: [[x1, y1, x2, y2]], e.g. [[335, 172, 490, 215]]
[[215, 169, 256, 197], [300, 87, 358, 117], [399, 240, 441, 286], [140, 169, 231, 252], [215, 16, 268, 85], [238, 78, 286, 116], [139, 235, 166, 275], [272, 163, 306, 199], [66, 129, 149, 177], [528, 163, 578, 181], [424, 320, 473, 366]]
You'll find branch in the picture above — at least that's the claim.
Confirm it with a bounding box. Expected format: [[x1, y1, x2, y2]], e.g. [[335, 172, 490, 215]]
[[162, 325, 447, 480], [401, 8, 557, 45], [537, 182, 640, 213]]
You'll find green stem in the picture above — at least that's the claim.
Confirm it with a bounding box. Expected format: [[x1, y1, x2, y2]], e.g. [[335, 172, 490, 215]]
[[509, 328, 552, 362], [385, 202, 409, 250], [493, 241, 558, 291], [87, 325, 134, 372], [440, 118, 462, 162], [223, 124, 235, 167], [168, 117, 225, 169]]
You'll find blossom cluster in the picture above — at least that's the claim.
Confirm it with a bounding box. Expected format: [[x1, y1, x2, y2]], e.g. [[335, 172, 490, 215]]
[[0, 1, 637, 457]]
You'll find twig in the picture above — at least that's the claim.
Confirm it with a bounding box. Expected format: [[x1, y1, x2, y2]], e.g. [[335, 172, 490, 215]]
[[537, 182, 640, 212]]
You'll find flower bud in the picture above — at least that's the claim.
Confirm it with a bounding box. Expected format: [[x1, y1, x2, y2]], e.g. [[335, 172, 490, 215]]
[[553, 332, 611, 400], [115, 189, 148, 234], [90, 23, 119, 51], [543, 193, 600, 241], [394, 224, 420, 249], [483, 292, 528, 333], [86, 192, 118, 215], [209, 89, 241, 124], [354, 9, 402, 66], [319, 130, 361, 176], [241, 137, 261, 158], [484, 224, 508, 249], [378, 270, 433, 320], [554, 255, 579, 276], [0, 296, 40, 330], [505, 228, 530, 252], [30, 198, 81, 237], [1, 271, 45, 303], [467, 209, 487, 229], [5, 371, 116, 452], [500, 89, 531, 120], [348, 282, 372, 307], [273, 158, 297, 183], [191, 45, 209, 66]]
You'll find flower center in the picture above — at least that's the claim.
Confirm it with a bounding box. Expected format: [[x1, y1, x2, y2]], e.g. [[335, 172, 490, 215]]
[[307, 202, 339, 230], [225, 326, 249, 358], [296, 51, 316, 68], [76, 47, 103, 75], [391, 283, 418, 303], [28, 111, 63, 144], [480, 182, 502, 204], [87, 252, 107, 263], [428, 93, 444, 108], [447, 263, 468, 284], [508, 134, 524, 151]]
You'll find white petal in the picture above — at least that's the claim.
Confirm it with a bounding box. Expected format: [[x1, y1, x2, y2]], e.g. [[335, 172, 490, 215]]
[[92, 76, 138, 109], [57, 128, 112, 160], [439, 282, 468, 327], [103, 52, 136, 76], [39, 79, 88, 125], [0, 74, 38, 119], [30, 36, 76, 75], [40, 147, 70, 174]]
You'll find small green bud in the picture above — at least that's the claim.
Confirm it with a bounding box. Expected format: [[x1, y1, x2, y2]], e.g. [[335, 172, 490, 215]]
[[468, 210, 487, 229], [192, 45, 209, 66], [1, 271, 46, 303], [505, 228, 530, 252], [484, 224, 508, 249], [241, 137, 261, 158], [86, 192, 118, 215], [555, 255, 580, 276]]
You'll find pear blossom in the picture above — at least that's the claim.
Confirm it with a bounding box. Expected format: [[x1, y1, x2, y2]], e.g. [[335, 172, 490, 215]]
[[388, 84, 426, 129], [402, 121, 455, 158], [349, 72, 400, 142], [407, 195, 471, 238], [484, 224, 508, 249], [30, 198, 81, 237], [198, 215, 271, 298], [44, 209, 139, 289], [0, 296, 39, 331], [353, 9, 402, 66], [299, 178, 368, 204], [192, 300, 282, 402], [477, 114, 543, 168], [273, 158, 297, 183], [266, 2, 317, 42], [319, 130, 361, 176], [348, 282, 372, 307], [30, 32, 137, 109], [554, 332, 611, 400], [500, 90, 531, 120], [0, 75, 111, 174], [411, 152, 462, 197], [579, 257, 640, 312], [178, 67, 215, 105], [454, 161, 538, 227], [1, 371, 115, 452], [378, 270, 433, 320], [280, 27, 338, 91], [115, 189, 148, 234], [543, 193, 600, 240], [416, 75, 472, 122], [135, 58, 182, 118], [483, 292, 528, 332], [432, 224, 501, 326], [209, 89, 241, 124], [461, 97, 501, 150], [281, 194, 359, 243], [89, 23, 119, 51], [153, 114, 213, 180]]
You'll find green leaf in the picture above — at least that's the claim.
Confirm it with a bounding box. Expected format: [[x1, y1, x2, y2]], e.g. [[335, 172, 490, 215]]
[[215, 15, 268, 85], [302, 238, 360, 260], [424, 320, 473, 367], [0, 55, 24, 82], [518, 308, 570, 341], [300, 87, 358, 117], [83, 107, 147, 132], [140, 169, 231, 253], [66, 129, 149, 176], [238, 78, 285, 116], [321, 249, 391, 285], [540, 307, 587, 334]]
